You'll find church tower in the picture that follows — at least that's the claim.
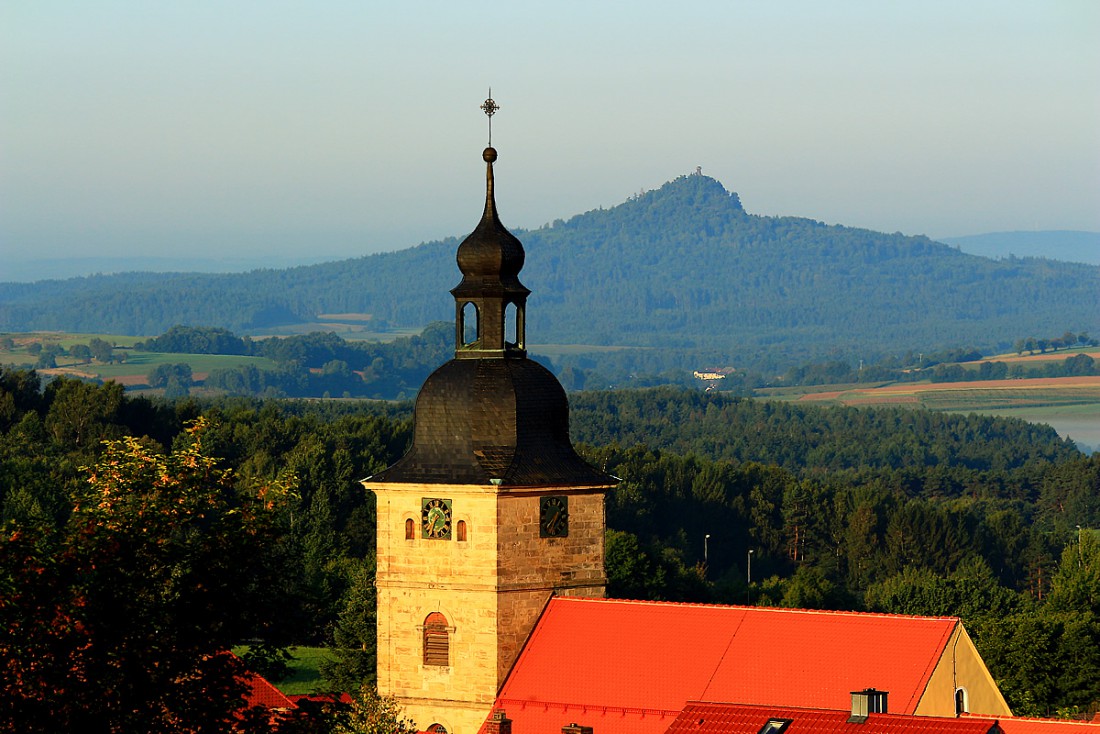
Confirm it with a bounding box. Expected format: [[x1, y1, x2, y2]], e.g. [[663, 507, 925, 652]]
[[363, 96, 617, 734]]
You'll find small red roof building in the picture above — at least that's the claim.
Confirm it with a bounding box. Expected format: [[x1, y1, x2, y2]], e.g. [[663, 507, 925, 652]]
[[243, 669, 297, 711], [485, 597, 1011, 734]]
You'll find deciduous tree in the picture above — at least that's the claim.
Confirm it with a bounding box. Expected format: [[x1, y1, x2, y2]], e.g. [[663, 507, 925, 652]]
[[0, 419, 295, 733]]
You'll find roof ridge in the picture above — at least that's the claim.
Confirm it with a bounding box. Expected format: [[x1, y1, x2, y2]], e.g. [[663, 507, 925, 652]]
[[967, 715, 1100, 727], [683, 700, 990, 720], [494, 696, 681, 717], [552, 596, 961, 622]]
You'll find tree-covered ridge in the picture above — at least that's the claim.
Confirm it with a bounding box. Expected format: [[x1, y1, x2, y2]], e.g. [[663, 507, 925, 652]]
[[1, 174, 1096, 372], [571, 387, 1078, 475]]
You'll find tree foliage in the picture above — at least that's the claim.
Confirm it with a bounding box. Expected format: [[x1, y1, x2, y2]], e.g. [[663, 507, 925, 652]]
[[1, 370, 1098, 716], [0, 419, 295, 733]]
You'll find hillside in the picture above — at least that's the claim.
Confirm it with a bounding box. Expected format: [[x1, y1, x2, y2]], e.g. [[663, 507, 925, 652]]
[[2, 174, 1097, 371]]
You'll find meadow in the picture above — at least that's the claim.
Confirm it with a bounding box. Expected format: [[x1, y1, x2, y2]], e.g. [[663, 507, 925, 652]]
[[1, 332, 277, 388]]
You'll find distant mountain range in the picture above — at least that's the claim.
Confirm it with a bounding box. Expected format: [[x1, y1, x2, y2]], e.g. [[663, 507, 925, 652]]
[[939, 231, 1100, 266], [0, 254, 344, 284], [1, 174, 1097, 372]]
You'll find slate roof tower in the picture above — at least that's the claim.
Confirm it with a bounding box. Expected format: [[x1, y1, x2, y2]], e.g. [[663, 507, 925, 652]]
[[363, 95, 617, 734], [369, 141, 612, 488]]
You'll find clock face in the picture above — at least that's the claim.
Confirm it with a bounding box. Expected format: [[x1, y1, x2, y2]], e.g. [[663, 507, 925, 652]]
[[540, 495, 569, 538], [421, 498, 453, 540]]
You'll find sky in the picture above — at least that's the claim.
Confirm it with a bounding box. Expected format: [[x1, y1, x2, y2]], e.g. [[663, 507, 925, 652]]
[[2, 1, 1098, 272]]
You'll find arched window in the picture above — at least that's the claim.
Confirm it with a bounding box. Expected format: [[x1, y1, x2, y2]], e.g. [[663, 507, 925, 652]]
[[405, 518, 415, 540], [954, 687, 969, 716], [427, 725, 448, 734], [456, 520, 467, 542], [423, 612, 449, 666], [504, 301, 524, 349], [461, 302, 479, 347]]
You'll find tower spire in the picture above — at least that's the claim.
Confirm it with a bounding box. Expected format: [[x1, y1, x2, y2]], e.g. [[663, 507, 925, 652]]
[[452, 94, 529, 359]]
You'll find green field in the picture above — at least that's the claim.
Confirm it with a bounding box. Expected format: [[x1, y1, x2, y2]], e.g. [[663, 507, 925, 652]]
[[90, 351, 278, 378], [276, 647, 333, 696], [232, 646, 334, 696], [1, 332, 278, 386]]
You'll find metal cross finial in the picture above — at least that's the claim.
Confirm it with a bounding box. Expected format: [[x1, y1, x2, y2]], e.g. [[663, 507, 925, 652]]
[[481, 89, 499, 145]]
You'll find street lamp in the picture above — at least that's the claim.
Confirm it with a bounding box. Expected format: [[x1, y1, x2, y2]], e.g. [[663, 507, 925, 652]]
[[747, 549, 754, 585], [704, 534, 711, 564], [1078, 525, 1084, 567]]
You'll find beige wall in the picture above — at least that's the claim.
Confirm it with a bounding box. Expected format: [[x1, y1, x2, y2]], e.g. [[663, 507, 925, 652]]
[[916, 623, 1012, 718], [370, 481, 610, 734]]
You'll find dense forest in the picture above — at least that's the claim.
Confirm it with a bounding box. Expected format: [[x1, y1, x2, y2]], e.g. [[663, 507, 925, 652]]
[[2, 174, 1097, 373], [2, 369, 1097, 728]]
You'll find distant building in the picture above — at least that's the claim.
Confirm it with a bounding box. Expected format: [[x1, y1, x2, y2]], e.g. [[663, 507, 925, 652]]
[[694, 367, 735, 381]]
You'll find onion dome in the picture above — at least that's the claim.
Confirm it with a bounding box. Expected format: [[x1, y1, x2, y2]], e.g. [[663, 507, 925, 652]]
[[454, 147, 527, 288], [367, 140, 615, 489]]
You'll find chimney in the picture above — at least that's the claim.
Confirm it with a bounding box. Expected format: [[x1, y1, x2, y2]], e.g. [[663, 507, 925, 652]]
[[848, 689, 888, 723], [486, 710, 512, 734], [562, 724, 594, 734]]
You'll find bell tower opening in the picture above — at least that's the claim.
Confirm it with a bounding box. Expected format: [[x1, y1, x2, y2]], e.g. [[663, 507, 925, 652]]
[[504, 301, 524, 350], [459, 302, 480, 348]]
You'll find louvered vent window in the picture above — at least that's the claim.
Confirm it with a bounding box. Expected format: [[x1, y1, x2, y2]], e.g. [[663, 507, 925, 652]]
[[423, 612, 450, 667]]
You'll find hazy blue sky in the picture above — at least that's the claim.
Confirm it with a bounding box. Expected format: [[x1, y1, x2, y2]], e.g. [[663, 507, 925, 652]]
[[2, 1, 1098, 268]]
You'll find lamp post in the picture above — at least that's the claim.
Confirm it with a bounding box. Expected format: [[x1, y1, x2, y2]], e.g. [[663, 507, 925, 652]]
[[747, 549, 754, 585], [1079, 525, 1084, 567], [704, 534, 711, 564]]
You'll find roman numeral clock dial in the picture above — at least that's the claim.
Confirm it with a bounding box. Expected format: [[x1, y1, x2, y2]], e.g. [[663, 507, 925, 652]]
[[421, 498, 453, 539]]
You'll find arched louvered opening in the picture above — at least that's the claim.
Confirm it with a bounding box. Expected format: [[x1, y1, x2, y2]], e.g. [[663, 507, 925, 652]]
[[404, 518, 415, 540], [423, 612, 450, 666], [456, 519, 467, 542]]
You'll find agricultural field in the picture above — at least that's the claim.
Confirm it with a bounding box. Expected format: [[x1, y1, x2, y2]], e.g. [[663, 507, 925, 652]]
[[1, 331, 277, 389], [788, 375, 1100, 409], [977, 346, 1100, 365], [769, 376, 1100, 452]]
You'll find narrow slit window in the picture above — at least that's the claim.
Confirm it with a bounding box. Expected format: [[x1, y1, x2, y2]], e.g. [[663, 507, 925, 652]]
[[405, 518, 415, 540], [456, 520, 467, 542]]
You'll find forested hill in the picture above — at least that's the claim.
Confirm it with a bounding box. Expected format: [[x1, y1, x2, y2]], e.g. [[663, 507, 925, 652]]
[[2, 174, 1097, 370]]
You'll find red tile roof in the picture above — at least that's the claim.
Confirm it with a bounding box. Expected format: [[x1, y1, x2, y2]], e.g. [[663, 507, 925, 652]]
[[665, 703, 1002, 734], [490, 598, 960, 734], [244, 671, 297, 710], [485, 700, 681, 734]]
